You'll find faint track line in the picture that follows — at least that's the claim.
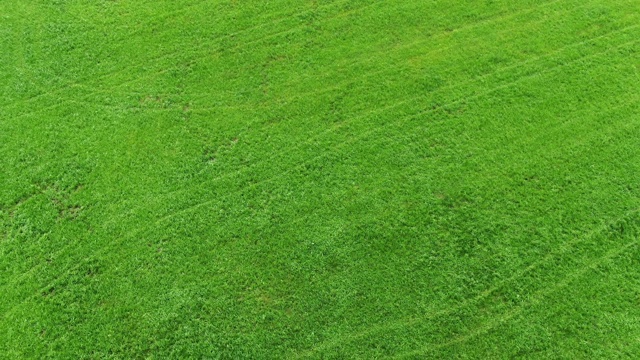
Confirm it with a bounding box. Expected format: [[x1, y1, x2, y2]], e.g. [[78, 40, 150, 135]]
[[0, 0, 377, 112], [57, 0, 592, 120], [0, 0, 213, 108], [0, 0, 600, 133], [145, 26, 640, 205], [1, 0, 571, 116], [150, 36, 637, 221], [5, 4, 618, 160], [185, 0, 590, 110], [392, 211, 640, 359], [0, 1, 383, 124], [292, 207, 640, 358], [72, 0, 572, 107], [2, 31, 638, 321], [183, 0, 576, 105]]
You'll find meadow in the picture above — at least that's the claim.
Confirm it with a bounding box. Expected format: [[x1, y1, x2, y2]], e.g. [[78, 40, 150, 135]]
[[1, 0, 640, 358]]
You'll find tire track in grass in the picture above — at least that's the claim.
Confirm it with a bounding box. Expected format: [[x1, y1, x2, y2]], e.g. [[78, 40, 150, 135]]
[[2, 36, 638, 320], [3, 28, 638, 291], [6, 94, 633, 324], [141, 24, 640, 206], [391, 211, 640, 359], [245, 96, 640, 359], [60, 19, 640, 226], [6, 75, 640, 309], [0, 0, 380, 112], [71, 0, 572, 106], [0, 0, 382, 125], [1, 0, 565, 116], [86, 0, 586, 108], [185, 0, 575, 105], [2, 13, 636, 296], [54, 0, 590, 125], [8, 26, 637, 248], [291, 98, 640, 359], [0, 0, 587, 163], [29, 0, 640, 115], [3, 0, 614, 190], [147, 37, 640, 225], [0, 0, 360, 110]]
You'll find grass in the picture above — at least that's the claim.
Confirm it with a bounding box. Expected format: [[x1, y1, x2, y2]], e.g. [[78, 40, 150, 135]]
[[1, 0, 640, 358]]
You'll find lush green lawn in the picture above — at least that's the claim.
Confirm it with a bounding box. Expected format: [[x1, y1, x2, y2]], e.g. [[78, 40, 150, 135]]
[[2, 0, 640, 358]]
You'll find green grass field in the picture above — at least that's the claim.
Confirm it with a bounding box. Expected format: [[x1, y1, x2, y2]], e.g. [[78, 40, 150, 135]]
[[2, 0, 640, 358]]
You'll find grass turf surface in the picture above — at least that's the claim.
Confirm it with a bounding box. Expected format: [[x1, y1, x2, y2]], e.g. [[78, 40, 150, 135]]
[[1, 0, 640, 358]]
